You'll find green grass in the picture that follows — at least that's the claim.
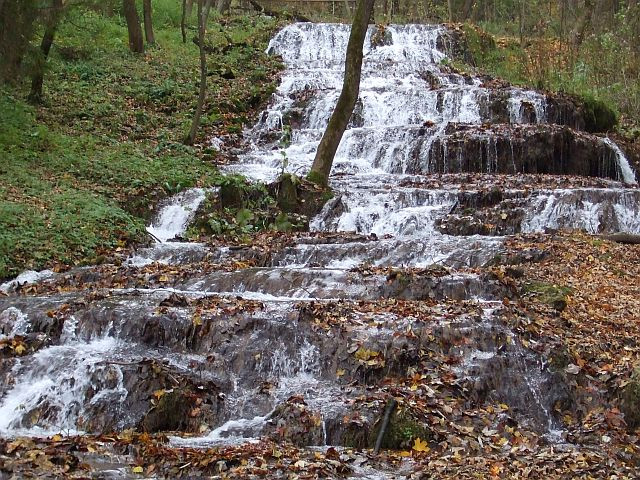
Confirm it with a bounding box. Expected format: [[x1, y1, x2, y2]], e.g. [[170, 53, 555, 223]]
[[0, 6, 283, 279]]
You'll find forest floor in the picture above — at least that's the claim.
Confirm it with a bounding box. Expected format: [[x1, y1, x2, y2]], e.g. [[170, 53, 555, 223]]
[[1, 232, 640, 478], [0, 8, 284, 280]]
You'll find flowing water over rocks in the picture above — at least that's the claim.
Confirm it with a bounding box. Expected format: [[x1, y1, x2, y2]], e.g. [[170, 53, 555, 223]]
[[1, 22, 640, 478]]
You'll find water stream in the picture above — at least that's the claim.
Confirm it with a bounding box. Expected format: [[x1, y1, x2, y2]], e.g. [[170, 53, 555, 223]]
[[1, 22, 639, 472]]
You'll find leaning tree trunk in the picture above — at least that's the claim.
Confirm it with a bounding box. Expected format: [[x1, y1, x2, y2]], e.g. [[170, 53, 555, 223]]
[[306, 0, 374, 187], [123, 0, 144, 53], [570, 0, 595, 52], [28, 0, 64, 103], [184, 0, 212, 145], [143, 0, 155, 44]]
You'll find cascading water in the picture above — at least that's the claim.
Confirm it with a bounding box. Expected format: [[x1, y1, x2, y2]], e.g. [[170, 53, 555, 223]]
[[1, 22, 639, 477]]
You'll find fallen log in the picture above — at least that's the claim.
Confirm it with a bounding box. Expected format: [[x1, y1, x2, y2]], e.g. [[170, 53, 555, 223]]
[[601, 232, 640, 244]]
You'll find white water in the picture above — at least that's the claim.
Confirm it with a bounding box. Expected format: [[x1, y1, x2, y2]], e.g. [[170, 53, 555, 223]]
[[0, 23, 639, 454], [0, 336, 124, 435], [146, 188, 208, 242], [603, 137, 638, 185]]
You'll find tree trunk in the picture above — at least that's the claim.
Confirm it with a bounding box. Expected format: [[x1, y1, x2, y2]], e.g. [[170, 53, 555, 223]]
[[185, 0, 212, 145], [143, 0, 155, 44], [0, 0, 39, 83], [181, 0, 187, 42], [461, 0, 474, 21], [186, 0, 194, 16], [123, 0, 144, 53], [306, 0, 374, 187], [28, 0, 63, 104], [216, 0, 231, 13], [447, 0, 453, 22], [570, 0, 595, 51]]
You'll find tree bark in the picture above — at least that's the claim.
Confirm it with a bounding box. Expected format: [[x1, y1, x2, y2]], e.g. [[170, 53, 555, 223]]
[[570, 0, 595, 51], [186, 0, 194, 16], [143, 0, 155, 44], [216, 0, 231, 13], [307, 0, 374, 187], [461, 0, 474, 21], [123, 0, 144, 53], [28, 0, 63, 103], [181, 0, 187, 42], [447, 0, 453, 22], [185, 0, 212, 145], [0, 0, 39, 83]]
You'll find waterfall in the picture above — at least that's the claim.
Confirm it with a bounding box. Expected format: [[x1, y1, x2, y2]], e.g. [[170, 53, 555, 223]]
[[603, 137, 638, 184], [146, 188, 208, 242], [1, 23, 639, 467]]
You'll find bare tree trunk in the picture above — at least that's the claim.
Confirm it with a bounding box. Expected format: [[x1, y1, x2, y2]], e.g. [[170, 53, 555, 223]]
[[186, 0, 194, 16], [28, 0, 63, 103], [461, 0, 474, 21], [0, 0, 39, 83], [447, 0, 453, 21], [307, 0, 374, 187], [143, 0, 155, 44], [216, 0, 231, 13], [181, 0, 187, 42], [185, 0, 212, 145], [123, 0, 144, 53], [519, 0, 525, 46], [571, 0, 595, 51]]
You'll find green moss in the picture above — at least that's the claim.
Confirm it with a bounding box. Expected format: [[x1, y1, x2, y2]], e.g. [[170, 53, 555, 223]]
[[523, 281, 573, 311], [276, 174, 300, 213], [580, 95, 618, 133], [305, 170, 327, 187], [0, 8, 284, 278], [142, 390, 191, 433], [370, 410, 430, 450], [621, 368, 640, 430]]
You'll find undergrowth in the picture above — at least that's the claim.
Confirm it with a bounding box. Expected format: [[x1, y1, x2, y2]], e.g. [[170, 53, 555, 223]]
[[0, 5, 283, 279]]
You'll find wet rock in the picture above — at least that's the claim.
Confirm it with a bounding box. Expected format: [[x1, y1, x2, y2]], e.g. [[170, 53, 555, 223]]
[[264, 395, 324, 446], [371, 409, 431, 450], [418, 124, 622, 180], [620, 367, 640, 430]]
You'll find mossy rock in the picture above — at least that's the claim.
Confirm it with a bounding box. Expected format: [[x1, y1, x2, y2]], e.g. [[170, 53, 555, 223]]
[[460, 24, 497, 66], [621, 368, 640, 430], [579, 95, 618, 133], [272, 173, 333, 218], [523, 281, 573, 311], [369, 409, 430, 450], [142, 390, 192, 433], [220, 181, 245, 209]]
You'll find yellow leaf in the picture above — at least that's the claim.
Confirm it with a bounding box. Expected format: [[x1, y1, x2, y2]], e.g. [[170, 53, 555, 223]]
[[410, 383, 418, 391], [192, 314, 202, 326], [14, 344, 26, 355], [153, 389, 165, 399], [412, 437, 430, 453], [398, 450, 412, 457], [132, 466, 144, 474], [158, 275, 169, 282], [336, 368, 346, 377], [51, 434, 63, 442]]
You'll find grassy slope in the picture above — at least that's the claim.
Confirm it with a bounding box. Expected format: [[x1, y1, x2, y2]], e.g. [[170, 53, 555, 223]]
[[0, 5, 282, 279]]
